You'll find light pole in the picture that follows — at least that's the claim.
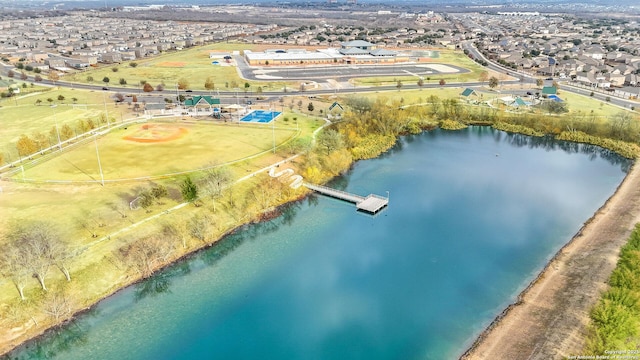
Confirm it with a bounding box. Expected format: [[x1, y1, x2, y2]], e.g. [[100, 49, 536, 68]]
[[95, 137, 105, 186], [51, 105, 62, 150], [271, 104, 275, 153], [102, 90, 110, 127]]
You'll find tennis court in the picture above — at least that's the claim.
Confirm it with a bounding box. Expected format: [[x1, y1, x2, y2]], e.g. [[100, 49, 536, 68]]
[[239, 110, 281, 123]]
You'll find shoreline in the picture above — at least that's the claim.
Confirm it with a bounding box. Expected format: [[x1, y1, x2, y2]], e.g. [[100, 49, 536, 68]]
[[0, 197, 305, 356], [461, 160, 640, 359]]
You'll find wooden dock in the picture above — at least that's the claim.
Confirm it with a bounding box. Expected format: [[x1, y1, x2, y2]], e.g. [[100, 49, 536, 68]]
[[304, 183, 389, 214]]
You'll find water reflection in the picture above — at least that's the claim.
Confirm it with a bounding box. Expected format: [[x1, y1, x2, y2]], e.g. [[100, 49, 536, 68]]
[[6, 311, 97, 360], [442, 127, 631, 171], [199, 202, 302, 267], [498, 131, 630, 171], [133, 262, 191, 302]]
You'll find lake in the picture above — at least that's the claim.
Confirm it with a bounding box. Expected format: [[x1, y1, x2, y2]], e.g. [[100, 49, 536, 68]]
[[6, 127, 630, 360]]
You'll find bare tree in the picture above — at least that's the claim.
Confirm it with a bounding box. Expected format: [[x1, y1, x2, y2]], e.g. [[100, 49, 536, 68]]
[[78, 217, 98, 238], [162, 221, 189, 249], [201, 166, 233, 199], [117, 236, 175, 278], [48, 71, 59, 84], [42, 291, 72, 321], [479, 71, 489, 85], [204, 77, 215, 91], [177, 78, 189, 90], [50, 240, 72, 282], [189, 214, 214, 242], [250, 177, 286, 210], [0, 246, 31, 300], [6, 221, 68, 291]]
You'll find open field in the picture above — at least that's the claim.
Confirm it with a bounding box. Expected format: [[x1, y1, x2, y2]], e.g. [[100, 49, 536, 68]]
[[62, 42, 260, 91], [559, 90, 626, 117], [0, 112, 320, 237], [0, 87, 135, 148], [15, 120, 298, 182]]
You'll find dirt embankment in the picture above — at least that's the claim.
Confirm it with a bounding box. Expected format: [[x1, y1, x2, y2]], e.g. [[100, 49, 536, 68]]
[[462, 162, 640, 360]]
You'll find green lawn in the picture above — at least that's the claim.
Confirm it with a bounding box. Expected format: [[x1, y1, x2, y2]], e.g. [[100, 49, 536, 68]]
[[558, 90, 625, 117], [0, 87, 136, 161], [18, 121, 298, 182], [0, 87, 136, 163]]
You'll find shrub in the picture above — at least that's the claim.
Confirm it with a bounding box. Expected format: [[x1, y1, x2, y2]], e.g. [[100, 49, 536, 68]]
[[439, 119, 468, 131]]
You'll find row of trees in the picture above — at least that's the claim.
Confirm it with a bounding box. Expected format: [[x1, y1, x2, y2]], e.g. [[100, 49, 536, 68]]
[[0, 221, 72, 300], [13, 113, 108, 160], [116, 166, 288, 279], [81, 75, 265, 94], [331, 94, 640, 162]]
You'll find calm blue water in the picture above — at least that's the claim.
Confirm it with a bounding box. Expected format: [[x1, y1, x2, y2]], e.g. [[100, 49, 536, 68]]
[[5, 127, 630, 360]]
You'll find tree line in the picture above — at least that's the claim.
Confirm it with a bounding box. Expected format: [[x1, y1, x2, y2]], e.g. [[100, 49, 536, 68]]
[[326, 95, 640, 161], [4, 112, 110, 165]]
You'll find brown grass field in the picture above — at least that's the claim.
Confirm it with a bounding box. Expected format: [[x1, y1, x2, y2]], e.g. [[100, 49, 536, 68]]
[[156, 61, 187, 67]]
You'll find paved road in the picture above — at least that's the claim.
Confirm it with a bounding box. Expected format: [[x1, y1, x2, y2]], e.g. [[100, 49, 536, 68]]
[[461, 41, 638, 109], [243, 63, 469, 81]]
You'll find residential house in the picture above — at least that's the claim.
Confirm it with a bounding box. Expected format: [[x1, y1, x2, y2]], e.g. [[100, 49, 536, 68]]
[[101, 52, 122, 64], [45, 57, 66, 69]]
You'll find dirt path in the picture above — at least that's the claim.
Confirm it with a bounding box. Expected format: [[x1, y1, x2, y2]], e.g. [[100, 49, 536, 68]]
[[462, 161, 640, 360]]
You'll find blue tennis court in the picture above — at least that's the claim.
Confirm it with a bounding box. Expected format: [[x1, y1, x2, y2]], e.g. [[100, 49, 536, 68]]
[[239, 110, 281, 123]]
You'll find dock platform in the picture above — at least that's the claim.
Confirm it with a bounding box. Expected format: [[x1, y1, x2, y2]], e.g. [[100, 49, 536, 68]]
[[304, 183, 388, 214]]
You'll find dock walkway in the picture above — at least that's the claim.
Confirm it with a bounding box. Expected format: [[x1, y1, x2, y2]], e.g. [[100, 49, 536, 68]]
[[304, 183, 388, 214]]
